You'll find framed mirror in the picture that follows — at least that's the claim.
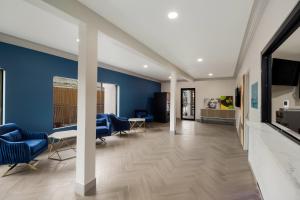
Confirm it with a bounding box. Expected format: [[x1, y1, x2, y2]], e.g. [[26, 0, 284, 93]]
[[261, 2, 300, 143]]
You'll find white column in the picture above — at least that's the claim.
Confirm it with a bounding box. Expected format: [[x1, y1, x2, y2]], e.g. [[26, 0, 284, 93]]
[[170, 72, 177, 133], [75, 23, 98, 196]]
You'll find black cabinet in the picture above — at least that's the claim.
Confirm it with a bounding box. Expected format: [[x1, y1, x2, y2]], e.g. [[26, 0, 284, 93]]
[[153, 92, 170, 123]]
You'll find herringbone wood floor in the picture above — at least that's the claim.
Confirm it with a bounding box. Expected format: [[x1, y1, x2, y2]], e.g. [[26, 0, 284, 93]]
[[0, 121, 261, 200]]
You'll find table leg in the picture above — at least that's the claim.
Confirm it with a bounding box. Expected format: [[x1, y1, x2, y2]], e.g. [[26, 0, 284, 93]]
[[48, 138, 76, 161]]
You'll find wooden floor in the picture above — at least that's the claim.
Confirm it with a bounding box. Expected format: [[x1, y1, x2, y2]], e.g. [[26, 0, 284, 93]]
[[0, 120, 260, 200]]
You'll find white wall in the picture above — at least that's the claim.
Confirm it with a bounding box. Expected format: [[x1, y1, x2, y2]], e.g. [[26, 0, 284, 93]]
[[235, 1, 300, 199], [161, 79, 235, 119]]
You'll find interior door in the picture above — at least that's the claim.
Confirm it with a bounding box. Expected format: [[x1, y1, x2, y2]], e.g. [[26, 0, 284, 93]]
[[239, 75, 245, 147], [243, 73, 250, 150], [181, 88, 195, 120]]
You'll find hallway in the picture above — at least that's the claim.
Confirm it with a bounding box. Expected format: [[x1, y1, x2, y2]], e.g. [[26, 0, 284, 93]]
[[0, 121, 260, 200]]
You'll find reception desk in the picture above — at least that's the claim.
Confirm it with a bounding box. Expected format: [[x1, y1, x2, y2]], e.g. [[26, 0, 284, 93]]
[[199, 109, 235, 125]]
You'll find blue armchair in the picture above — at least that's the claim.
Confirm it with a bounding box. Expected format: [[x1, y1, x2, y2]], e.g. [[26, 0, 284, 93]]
[[109, 114, 130, 134], [96, 114, 108, 126], [134, 109, 154, 122], [96, 114, 112, 143], [0, 123, 48, 176]]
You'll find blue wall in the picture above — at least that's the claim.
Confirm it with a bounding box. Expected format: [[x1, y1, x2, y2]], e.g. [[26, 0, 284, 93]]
[[0, 42, 161, 132]]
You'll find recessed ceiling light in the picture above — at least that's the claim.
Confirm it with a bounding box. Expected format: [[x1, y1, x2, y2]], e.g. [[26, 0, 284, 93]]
[[143, 64, 148, 68], [208, 73, 213, 77], [168, 76, 172, 79], [197, 58, 203, 62], [168, 11, 178, 20], [76, 38, 80, 43]]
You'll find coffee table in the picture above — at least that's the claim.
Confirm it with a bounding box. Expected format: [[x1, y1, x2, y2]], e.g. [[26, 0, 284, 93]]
[[128, 118, 146, 132], [48, 130, 77, 161]]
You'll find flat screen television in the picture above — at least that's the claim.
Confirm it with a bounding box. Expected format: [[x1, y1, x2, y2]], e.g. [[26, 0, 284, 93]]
[[235, 87, 241, 108], [272, 58, 300, 86]]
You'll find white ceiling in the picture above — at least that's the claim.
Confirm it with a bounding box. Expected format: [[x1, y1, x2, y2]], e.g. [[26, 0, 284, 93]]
[[273, 27, 300, 62], [0, 0, 254, 81], [79, 0, 254, 78], [0, 0, 171, 81]]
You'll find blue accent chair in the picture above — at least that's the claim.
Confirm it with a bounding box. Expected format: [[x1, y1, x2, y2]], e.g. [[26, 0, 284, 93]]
[[96, 114, 108, 126], [96, 114, 112, 143], [109, 114, 130, 134], [135, 109, 154, 122], [0, 123, 48, 176]]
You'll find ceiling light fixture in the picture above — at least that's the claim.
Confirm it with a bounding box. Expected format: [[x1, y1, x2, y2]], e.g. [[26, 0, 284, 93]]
[[168, 11, 178, 20], [76, 38, 80, 43], [143, 64, 148, 68], [197, 58, 203, 62], [208, 73, 213, 77]]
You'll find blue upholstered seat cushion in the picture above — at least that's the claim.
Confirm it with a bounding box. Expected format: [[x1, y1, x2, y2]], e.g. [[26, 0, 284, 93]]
[[23, 139, 47, 154], [137, 112, 146, 118], [0, 130, 23, 142], [144, 116, 154, 122], [96, 126, 110, 136]]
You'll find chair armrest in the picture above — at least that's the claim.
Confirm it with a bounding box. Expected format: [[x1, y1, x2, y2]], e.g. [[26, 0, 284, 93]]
[[0, 138, 31, 164], [96, 118, 107, 126], [23, 132, 48, 140]]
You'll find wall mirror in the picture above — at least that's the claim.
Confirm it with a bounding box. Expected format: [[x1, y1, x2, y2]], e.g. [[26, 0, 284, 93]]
[[261, 2, 300, 143]]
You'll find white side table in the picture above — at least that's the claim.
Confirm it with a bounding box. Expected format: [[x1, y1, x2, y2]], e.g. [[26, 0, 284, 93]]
[[48, 130, 77, 161], [128, 118, 146, 132]]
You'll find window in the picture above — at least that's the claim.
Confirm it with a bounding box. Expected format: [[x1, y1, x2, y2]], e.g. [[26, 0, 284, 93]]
[[53, 76, 118, 128]]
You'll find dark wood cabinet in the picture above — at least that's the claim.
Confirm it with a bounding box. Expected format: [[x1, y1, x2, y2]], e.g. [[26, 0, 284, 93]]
[[153, 92, 170, 123]]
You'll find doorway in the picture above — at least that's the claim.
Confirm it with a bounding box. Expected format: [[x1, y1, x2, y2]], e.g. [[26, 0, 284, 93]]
[[239, 73, 250, 150], [243, 72, 250, 150], [181, 88, 195, 120]]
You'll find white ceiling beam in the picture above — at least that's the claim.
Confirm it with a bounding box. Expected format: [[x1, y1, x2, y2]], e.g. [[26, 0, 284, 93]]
[[233, 0, 270, 77], [26, 0, 194, 81]]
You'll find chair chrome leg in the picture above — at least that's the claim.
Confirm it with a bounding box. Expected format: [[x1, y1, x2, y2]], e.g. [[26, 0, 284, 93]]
[[2, 164, 17, 177], [100, 137, 106, 144], [1, 160, 40, 177], [27, 164, 38, 171], [27, 160, 39, 170], [96, 137, 106, 145]]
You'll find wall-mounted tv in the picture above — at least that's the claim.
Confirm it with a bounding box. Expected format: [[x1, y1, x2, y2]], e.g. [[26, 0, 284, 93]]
[[272, 58, 300, 86], [235, 87, 241, 108]]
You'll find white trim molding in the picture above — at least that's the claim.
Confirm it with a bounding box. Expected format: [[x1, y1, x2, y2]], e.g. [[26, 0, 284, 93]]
[[234, 0, 270, 77]]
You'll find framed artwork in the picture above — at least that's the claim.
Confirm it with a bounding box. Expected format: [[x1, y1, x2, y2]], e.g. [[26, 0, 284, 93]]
[[220, 96, 234, 110], [204, 98, 219, 109], [251, 82, 258, 109]]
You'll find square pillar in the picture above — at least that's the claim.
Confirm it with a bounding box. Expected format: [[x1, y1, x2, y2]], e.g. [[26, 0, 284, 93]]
[[75, 23, 98, 196], [170, 72, 177, 133]]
